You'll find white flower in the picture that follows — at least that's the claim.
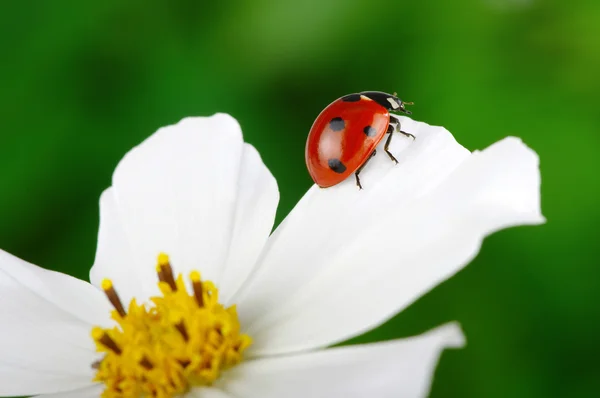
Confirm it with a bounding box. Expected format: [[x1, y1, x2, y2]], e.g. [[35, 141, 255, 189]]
[[0, 113, 543, 398]]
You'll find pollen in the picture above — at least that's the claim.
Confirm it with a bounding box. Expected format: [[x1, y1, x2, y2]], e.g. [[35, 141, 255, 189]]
[[92, 253, 252, 398]]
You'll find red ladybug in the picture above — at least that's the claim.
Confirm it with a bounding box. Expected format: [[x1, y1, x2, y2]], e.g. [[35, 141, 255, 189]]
[[305, 91, 414, 189]]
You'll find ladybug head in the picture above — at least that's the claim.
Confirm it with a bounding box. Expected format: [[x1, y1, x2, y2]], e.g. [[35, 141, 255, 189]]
[[360, 91, 413, 115], [395, 98, 413, 115], [390, 92, 413, 115]]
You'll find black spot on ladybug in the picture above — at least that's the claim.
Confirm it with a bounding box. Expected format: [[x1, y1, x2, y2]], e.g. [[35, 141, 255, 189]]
[[329, 117, 345, 132], [341, 94, 361, 102], [328, 158, 347, 174], [363, 126, 377, 137]]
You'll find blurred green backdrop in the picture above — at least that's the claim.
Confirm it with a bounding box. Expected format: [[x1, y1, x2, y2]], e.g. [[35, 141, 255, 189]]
[[1, 0, 599, 397]]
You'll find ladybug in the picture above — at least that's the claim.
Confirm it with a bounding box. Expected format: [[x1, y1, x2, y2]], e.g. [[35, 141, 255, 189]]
[[305, 91, 414, 189]]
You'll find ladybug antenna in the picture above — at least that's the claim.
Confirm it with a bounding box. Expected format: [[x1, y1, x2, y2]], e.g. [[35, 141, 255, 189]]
[[400, 100, 414, 115]]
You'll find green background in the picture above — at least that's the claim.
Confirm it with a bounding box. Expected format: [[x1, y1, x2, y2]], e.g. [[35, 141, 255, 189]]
[[1, 1, 599, 397]]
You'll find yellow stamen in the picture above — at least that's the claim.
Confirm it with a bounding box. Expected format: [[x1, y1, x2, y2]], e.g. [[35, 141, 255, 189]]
[[157, 253, 177, 291], [92, 254, 252, 398], [92, 327, 122, 355], [101, 279, 126, 318], [157, 252, 170, 266], [190, 270, 204, 307]]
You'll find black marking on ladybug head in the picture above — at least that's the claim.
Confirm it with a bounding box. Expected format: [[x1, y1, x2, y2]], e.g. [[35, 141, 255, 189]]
[[341, 94, 361, 102], [363, 125, 377, 137], [328, 158, 347, 174], [329, 117, 345, 132]]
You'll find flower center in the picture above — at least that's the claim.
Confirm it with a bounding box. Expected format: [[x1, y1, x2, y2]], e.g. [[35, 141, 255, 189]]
[[92, 253, 251, 398]]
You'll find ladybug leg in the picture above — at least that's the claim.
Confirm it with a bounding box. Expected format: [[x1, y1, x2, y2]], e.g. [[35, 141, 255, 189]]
[[354, 149, 376, 190], [399, 129, 416, 140], [384, 132, 399, 164], [385, 123, 395, 134], [389, 115, 416, 140]]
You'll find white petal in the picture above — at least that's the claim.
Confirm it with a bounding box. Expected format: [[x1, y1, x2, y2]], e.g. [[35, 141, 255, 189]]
[[235, 118, 543, 355], [35, 384, 104, 398], [188, 387, 235, 398], [220, 323, 464, 398], [90, 114, 278, 305], [0, 250, 109, 395]]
